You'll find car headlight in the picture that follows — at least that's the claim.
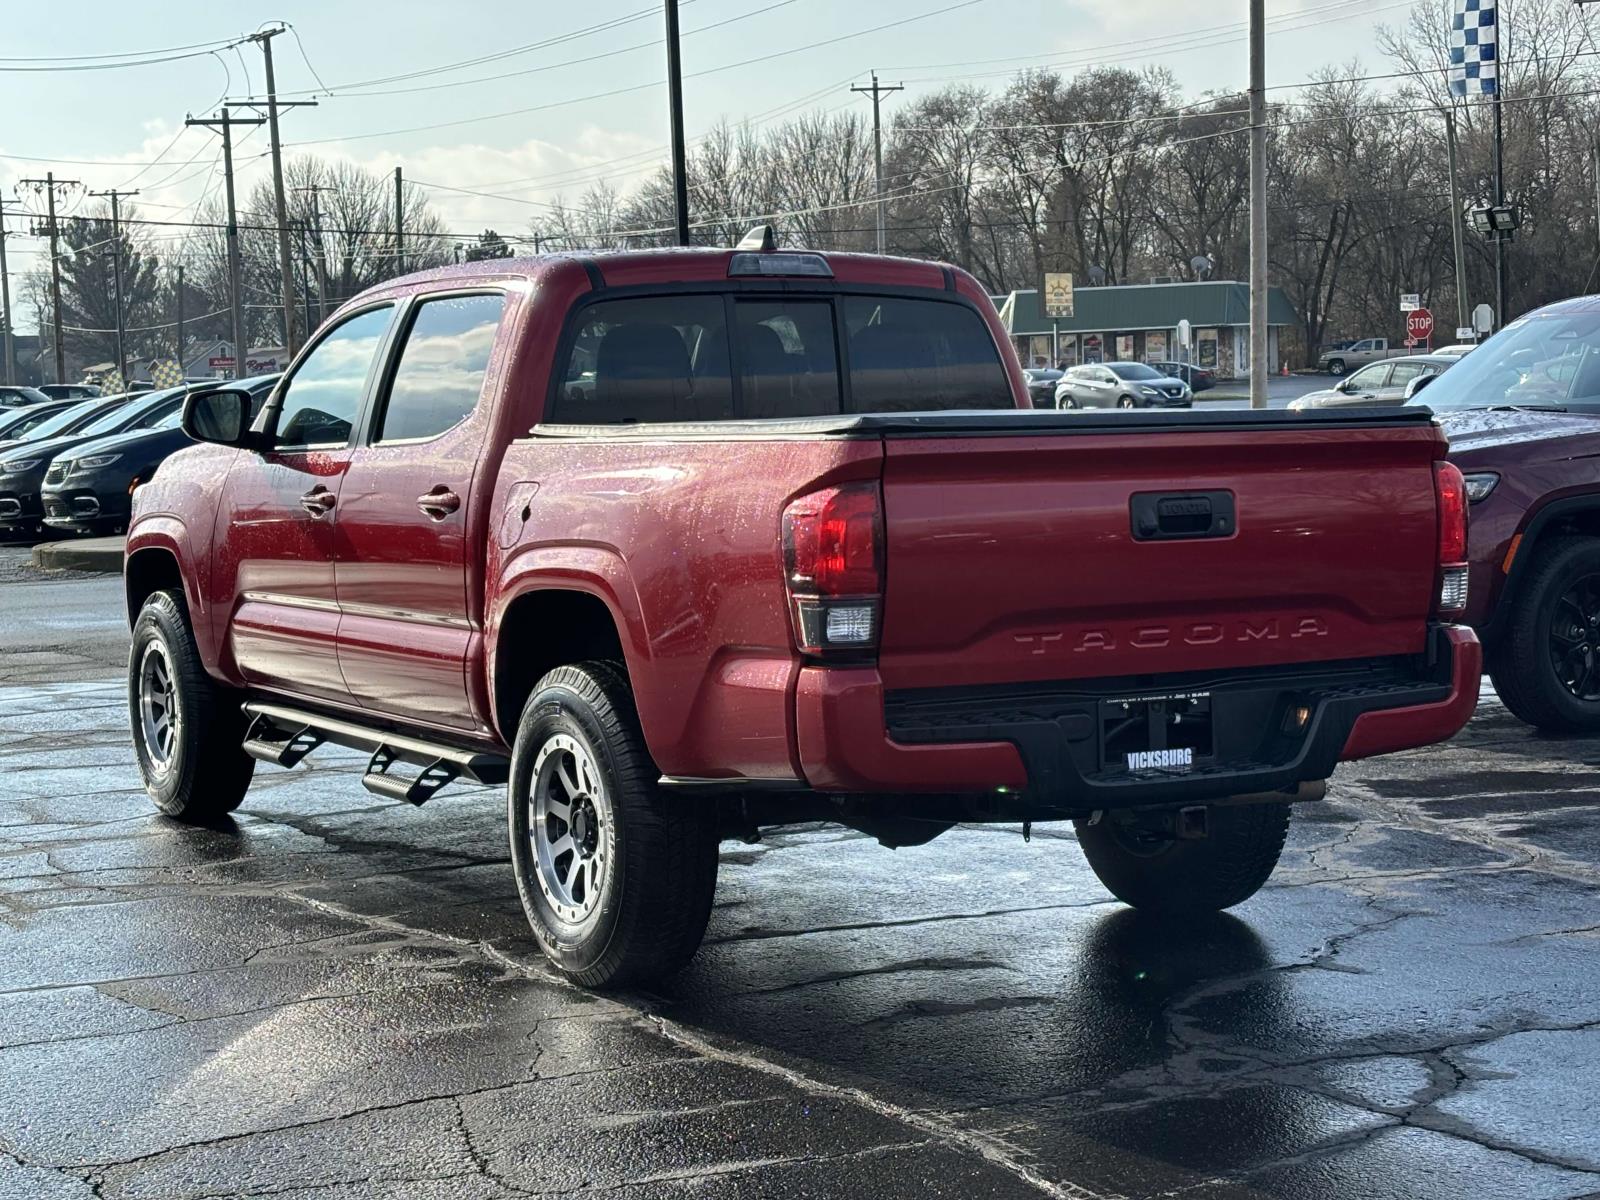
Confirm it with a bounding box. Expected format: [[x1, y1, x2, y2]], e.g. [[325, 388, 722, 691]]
[[1462, 472, 1499, 503], [1139, 385, 1160, 396], [0, 458, 40, 473], [74, 453, 121, 471]]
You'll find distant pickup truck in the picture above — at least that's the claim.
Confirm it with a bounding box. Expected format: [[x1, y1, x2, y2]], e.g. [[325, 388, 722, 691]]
[[1317, 338, 1414, 375], [123, 234, 1481, 987]]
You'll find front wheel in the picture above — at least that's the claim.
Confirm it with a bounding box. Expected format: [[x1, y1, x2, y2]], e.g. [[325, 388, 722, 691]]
[[1117, 395, 1138, 409], [1057, 394, 1077, 409], [507, 661, 720, 988], [128, 589, 255, 820], [1489, 536, 1600, 732], [1074, 802, 1290, 913], [1327, 359, 1347, 376]]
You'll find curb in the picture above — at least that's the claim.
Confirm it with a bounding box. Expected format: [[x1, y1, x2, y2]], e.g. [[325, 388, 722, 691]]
[[31, 536, 125, 574]]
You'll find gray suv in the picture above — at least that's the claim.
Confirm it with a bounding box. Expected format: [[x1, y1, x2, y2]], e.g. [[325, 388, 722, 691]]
[[1054, 362, 1193, 409]]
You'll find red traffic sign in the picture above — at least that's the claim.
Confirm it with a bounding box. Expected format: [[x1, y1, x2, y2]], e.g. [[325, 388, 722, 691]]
[[1406, 308, 1435, 343]]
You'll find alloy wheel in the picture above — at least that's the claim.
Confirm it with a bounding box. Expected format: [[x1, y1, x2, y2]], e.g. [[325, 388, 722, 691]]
[[137, 642, 180, 772], [529, 733, 612, 927], [1551, 573, 1600, 701]]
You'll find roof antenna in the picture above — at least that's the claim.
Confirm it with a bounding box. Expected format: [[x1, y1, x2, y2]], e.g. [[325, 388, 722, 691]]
[[736, 224, 777, 251]]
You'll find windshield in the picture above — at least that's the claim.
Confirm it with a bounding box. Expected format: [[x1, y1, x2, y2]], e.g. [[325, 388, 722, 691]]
[[77, 388, 183, 437], [1421, 310, 1600, 410], [9, 399, 102, 440], [1109, 363, 1163, 380]]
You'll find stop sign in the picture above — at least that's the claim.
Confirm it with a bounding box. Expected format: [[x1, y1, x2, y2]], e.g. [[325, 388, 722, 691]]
[[1406, 307, 1435, 343]]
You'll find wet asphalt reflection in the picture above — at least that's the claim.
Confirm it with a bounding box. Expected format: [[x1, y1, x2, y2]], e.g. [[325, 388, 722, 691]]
[[2, 564, 1599, 1197]]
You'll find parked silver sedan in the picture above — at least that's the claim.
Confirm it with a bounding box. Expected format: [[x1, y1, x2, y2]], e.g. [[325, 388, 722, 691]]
[[1288, 354, 1457, 411], [1054, 362, 1193, 409]]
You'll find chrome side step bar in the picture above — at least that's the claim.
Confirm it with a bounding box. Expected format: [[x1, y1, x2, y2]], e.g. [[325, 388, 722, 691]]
[[241, 701, 510, 806]]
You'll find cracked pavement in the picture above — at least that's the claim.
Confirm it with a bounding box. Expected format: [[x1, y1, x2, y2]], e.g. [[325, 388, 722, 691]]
[[3, 547, 1600, 1198]]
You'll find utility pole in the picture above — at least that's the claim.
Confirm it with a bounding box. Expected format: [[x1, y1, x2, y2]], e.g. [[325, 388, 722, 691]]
[[292, 183, 331, 328], [851, 72, 904, 255], [87, 187, 138, 385], [1446, 109, 1471, 336], [0, 199, 19, 384], [393, 167, 405, 275], [248, 27, 316, 358], [1247, 0, 1268, 408], [19, 173, 81, 385], [295, 219, 314, 340], [175, 263, 186, 372], [1492, 11, 1508, 327], [664, 0, 691, 245], [187, 111, 265, 380]]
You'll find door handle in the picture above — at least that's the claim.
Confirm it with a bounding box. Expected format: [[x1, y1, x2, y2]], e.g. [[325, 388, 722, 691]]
[[417, 487, 461, 520], [299, 487, 336, 517]]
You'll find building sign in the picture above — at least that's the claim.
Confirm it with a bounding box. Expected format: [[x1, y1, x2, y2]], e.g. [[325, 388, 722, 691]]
[[1083, 333, 1104, 364], [1197, 329, 1219, 370], [1042, 272, 1074, 318], [1145, 331, 1168, 360]]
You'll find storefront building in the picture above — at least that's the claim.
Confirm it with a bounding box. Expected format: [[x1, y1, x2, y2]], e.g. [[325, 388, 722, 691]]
[[995, 281, 1297, 379]]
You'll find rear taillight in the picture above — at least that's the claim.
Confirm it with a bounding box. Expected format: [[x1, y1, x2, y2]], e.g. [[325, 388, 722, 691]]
[[782, 483, 883, 655], [1434, 461, 1468, 614]]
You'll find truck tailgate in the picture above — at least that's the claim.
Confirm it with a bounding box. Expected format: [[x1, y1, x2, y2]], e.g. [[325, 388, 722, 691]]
[[876, 412, 1444, 691]]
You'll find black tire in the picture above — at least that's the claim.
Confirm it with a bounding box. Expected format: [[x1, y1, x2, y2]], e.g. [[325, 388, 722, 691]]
[[1057, 394, 1077, 410], [507, 661, 719, 989], [1488, 536, 1600, 732], [1117, 395, 1137, 409], [1073, 802, 1290, 913], [1327, 359, 1347, 376], [128, 589, 254, 820]]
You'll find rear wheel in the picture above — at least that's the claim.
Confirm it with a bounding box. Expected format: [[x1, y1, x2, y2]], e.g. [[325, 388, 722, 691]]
[[128, 589, 254, 820], [1074, 802, 1290, 913], [1117, 395, 1137, 409], [1489, 536, 1600, 732], [507, 661, 720, 988]]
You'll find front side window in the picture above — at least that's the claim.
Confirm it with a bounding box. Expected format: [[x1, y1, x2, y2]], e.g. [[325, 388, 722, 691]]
[[842, 296, 1010, 412], [377, 294, 505, 443], [274, 306, 394, 450]]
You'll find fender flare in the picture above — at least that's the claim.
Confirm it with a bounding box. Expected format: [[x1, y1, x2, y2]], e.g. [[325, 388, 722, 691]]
[[1482, 491, 1600, 639], [123, 516, 196, 622], [486, 544, 651, 733]]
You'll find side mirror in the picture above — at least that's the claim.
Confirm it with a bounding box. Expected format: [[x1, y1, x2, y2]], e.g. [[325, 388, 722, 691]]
[[1404, 373, 1437, 401], [1335, 378, 1353, 392], [181, 388, 258, 448]]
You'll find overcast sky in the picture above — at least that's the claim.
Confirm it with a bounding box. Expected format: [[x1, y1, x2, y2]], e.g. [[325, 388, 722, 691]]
[[0, 0, 1411, 308]]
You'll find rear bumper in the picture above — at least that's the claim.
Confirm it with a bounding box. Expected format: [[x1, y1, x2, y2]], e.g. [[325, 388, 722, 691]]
[[794, 625, 1480, 807]]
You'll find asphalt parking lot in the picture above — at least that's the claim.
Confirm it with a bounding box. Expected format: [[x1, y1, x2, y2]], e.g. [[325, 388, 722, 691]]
[[3, 546, 1599, 1200]]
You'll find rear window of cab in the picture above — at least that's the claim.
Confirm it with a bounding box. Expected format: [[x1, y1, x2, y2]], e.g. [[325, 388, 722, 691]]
[[550, 293, 1012, 423]]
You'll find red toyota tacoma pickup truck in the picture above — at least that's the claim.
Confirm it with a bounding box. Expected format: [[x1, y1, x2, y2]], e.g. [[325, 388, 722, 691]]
[[123, 236, 1481, 987]]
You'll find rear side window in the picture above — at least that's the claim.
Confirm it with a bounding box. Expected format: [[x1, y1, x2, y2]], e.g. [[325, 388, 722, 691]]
[[377, 294, 505, 443], [842, 297, 1010, 412], [555, 296, 731, 424]]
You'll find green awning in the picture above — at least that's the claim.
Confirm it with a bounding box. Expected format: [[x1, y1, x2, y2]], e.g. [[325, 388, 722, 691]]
[[997, 281, 1295, 335]]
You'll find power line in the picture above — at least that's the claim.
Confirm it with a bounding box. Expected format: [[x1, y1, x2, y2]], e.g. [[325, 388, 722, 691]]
[[286, 0, 988, 147]]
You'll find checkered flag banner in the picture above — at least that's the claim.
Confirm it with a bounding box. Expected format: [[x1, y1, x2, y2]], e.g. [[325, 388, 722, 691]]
[[1449, 0, 1499, 98]]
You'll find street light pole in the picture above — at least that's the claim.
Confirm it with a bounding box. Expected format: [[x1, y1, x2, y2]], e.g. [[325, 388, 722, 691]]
[[1247, 0, 1269, 407], [664, 0, 691, 246], [187, 111, 266, 379]]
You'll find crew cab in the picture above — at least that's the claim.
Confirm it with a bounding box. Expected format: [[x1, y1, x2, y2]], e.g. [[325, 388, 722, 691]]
[[1317, 337, 1411, 376], [123, 235, 1481, 988]]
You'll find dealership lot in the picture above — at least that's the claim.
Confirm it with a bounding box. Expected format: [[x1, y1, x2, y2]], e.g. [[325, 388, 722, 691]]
[[2, 548, 1599, 1199]]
